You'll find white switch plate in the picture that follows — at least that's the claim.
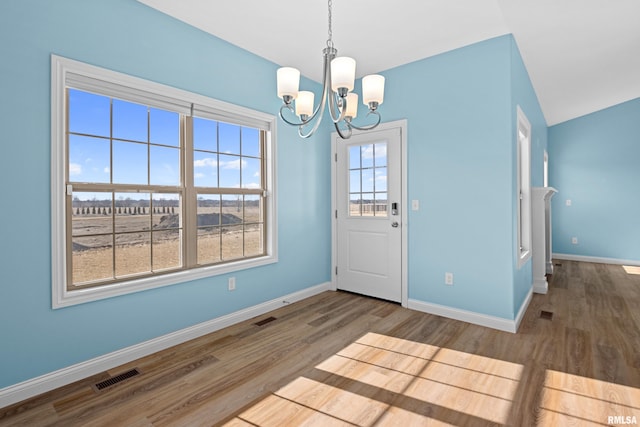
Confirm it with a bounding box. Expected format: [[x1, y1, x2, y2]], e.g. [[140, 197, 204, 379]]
[[228, 277, 236, 291], [566, 199, 572, 206], [412, 200, 419, 211], [571, 237, 578, 245]]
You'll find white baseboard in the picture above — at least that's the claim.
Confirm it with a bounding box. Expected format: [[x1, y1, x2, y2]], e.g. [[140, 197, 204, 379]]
[[408, 289, 532, 334], [514, 289, 533, 332], [0, 282, 332, 409], [553, 253, 640, 266], [533, 277, 548, 294]]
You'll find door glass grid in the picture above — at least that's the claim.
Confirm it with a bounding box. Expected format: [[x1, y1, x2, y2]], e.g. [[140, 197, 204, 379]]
[[349, 142, 388, 217]]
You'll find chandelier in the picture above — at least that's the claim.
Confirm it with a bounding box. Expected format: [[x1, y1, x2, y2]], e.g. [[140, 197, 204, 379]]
[[276, 0, 385, 139]]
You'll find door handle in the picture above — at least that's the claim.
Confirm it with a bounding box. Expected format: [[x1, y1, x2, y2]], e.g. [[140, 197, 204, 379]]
[[391, 221, 399, 228]]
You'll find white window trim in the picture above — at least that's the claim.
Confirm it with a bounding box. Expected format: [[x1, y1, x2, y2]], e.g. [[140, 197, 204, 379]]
[[51, 55, 277, 308], [516, 105, 531, 268]]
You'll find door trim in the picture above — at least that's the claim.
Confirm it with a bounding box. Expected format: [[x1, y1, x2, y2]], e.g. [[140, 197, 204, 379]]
[[331, 119, 408, 307]]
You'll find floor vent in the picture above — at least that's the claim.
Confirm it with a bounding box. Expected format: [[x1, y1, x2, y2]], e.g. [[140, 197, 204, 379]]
[[93, 368, 141, 391], [540, 310, 554, 320], [254, 316, 277, 326]]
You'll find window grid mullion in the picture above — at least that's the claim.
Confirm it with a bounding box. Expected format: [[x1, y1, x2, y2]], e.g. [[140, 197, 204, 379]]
[[110, 97, 116, 281], [183, 115, 197, 269]]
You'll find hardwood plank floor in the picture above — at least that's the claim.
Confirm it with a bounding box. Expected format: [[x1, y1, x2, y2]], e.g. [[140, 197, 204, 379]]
[[1, 260, 639, 426]]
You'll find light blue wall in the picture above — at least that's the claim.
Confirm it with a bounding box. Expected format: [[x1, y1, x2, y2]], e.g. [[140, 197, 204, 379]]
[[549, 98, 640, 261], [0, 0, 331, 389], [379, 36, 517, 319], [0, 0, 551, 392], [509, 38, 548, 314]]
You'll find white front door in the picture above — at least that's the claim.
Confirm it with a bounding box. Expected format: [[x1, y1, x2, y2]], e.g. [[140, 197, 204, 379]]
[[335, 127, 402, 302]]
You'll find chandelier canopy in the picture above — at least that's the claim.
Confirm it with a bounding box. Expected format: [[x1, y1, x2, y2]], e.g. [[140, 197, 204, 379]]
[[276, 0, 385, 139]]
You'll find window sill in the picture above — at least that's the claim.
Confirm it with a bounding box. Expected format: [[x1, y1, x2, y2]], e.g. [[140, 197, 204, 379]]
[[52, 255, 277, 309]]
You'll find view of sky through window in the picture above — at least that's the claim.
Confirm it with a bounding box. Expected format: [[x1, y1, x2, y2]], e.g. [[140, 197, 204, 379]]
[[68, 89, 262, 199]]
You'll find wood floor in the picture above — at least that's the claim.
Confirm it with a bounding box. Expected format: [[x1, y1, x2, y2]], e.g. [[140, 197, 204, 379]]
[[1, 260, 639, 426]]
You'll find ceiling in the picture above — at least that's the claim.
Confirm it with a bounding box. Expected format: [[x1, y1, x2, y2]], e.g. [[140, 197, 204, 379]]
[[138, 0, 640, 126]]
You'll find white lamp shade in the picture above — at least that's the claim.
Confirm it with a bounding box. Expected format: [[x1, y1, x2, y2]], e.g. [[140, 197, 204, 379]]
[[345, 92, 358, 118], [295, 91, 315, 117], [277, 67, 300, 99], [362, 74, 385, 105], [331, 57, 356, 92]]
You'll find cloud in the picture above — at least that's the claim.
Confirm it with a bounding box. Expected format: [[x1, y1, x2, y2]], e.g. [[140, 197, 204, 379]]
[[194, 157, 217, 168], [195, 157, 249, 171], [69, 163, 82, 176], [243, 182, 261, 189], [221, 159, 247, 170], [104, 167, 110, 174]]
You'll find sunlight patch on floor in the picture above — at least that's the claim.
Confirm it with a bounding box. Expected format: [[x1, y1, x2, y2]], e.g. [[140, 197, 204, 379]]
[[537, 369, 640, 426], [623, 265, 640, 275], [224, 332, 523, 426]]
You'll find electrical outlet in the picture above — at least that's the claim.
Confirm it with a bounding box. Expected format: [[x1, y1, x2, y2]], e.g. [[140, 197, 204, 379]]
[[571, 237, 578, 245], [445, 272, 454, 286], [228, 277, 236, 291]]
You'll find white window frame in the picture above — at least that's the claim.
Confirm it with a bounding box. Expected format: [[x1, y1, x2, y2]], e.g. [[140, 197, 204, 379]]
[[516, 105, 531, 268], [51, 55, 277, 308]]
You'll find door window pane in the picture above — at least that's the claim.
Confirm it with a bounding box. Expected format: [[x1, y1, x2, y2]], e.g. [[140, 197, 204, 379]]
[[361, 144, 374, 168], [349, 142, 388, 217], [361, 169, 374, 193], [349, 145, 361, 169], [375, 192, 388, 217]]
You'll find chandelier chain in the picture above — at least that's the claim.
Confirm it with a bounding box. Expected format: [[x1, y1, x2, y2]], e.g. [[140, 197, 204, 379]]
[[327, 0, 334, 48]]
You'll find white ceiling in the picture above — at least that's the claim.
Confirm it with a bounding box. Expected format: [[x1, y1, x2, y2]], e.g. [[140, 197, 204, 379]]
[[138, 0, 640, 125]]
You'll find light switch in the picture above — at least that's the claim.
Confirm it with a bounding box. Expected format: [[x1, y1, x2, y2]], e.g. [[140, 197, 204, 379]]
[[566, 199, 572, 206], [411, 200, 419, 211]]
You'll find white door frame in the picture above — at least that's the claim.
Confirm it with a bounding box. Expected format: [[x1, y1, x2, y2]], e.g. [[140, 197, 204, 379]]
[[331, 119, 408, 307]]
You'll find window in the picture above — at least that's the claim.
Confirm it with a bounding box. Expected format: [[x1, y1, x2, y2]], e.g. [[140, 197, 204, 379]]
[[52, 55, 276, 308], [348, 142, 388, 217], [543, 149, 549, 187], [516, 106, 531, 268]]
